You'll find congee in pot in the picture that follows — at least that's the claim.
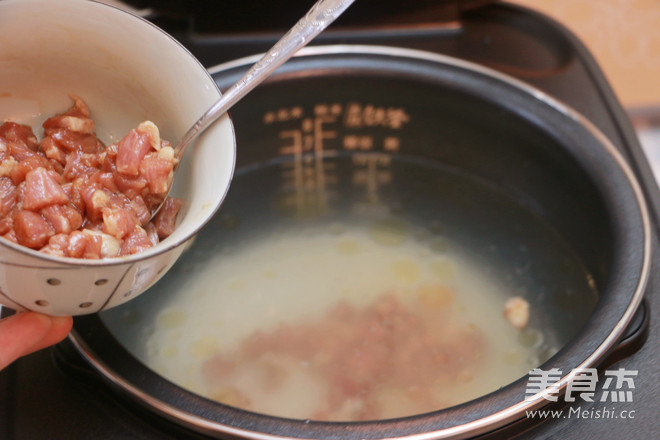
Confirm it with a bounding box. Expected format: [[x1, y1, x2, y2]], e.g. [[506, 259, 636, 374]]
[[101, 153, 597, 421]]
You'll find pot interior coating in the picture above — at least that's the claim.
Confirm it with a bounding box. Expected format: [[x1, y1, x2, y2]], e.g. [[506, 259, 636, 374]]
[[98, 61, 611, 422]]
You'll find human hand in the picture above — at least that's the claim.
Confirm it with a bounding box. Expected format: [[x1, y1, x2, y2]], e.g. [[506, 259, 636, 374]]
[[0, 312, 73, 370]]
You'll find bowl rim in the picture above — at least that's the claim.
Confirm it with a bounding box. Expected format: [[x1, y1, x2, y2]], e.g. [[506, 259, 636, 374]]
[[68, 44, 651, 440], [0, 0, 237, 268]]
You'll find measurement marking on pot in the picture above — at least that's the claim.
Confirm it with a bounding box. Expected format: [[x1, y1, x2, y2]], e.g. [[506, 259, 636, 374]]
[[268, 102, 409, 214], [269, 102, 410, 156], [278, 125, 334, 216], [353, 153, 392, 204]]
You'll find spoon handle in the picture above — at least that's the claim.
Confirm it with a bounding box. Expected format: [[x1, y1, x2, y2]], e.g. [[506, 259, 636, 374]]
[[174, 0, 356, 159]]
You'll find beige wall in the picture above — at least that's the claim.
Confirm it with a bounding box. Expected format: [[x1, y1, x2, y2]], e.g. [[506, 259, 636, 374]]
[[512, 0, 660, 108]]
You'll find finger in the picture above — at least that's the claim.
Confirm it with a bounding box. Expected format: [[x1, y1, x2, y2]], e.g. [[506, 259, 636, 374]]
[[0, 312, 72, 370], [0, 312, 52, 370], [23, 315, 73, 355]]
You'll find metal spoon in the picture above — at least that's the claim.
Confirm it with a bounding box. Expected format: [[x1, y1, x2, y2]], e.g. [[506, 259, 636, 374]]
[[148, 0, 356, 222]]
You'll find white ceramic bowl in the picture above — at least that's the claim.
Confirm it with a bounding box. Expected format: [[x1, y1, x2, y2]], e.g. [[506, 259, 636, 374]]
[[0, 0, 236, 316]]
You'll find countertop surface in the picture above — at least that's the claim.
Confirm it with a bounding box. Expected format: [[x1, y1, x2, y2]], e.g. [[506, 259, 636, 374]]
[[513, 0, 660, 188], [512, 0, 660, 109]]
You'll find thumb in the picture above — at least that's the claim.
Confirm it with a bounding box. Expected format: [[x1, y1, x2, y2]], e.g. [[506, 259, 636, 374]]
[[0, 312, 73, 370]]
